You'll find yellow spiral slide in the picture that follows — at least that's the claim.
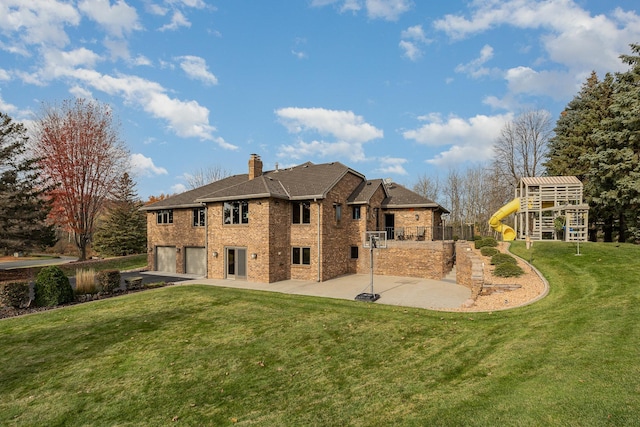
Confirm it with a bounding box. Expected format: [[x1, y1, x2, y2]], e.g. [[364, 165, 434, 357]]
[[488, 198, 519, 241]]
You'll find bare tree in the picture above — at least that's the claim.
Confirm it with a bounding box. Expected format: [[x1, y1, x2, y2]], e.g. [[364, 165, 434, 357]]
[[33, 98, 129, 260], [185, 165, 230, 189], [412, 173, 441, 203], [492, 110, 552, 185]]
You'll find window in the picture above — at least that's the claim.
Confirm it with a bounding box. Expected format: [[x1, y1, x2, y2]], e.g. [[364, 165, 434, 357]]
[[335, 204, 342, 221], [223, 201, 249, 225], [292, 247, 311, 265], [193, 207, 205, 226], [292, 202, 311, 224], [157, 209, 173, 224], [350, 246, 359, 259], [352, 206, 361, 220]]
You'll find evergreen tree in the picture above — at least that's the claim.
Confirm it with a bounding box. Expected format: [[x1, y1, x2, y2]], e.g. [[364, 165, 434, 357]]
[[545, 72, 616, 241], [0, 112, 56, 254], [584, 44, 640, 242], [92, 173, 147, 256]]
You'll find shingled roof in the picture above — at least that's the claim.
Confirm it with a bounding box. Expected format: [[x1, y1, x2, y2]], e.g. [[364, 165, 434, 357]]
[[142, 161, 365, 209], [347, 179, 386, 204], [381, 182, 449, 213]]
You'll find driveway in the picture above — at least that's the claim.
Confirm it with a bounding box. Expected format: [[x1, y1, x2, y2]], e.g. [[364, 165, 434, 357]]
[[176, 273, 472, 311], [0, 256, 77, 270]]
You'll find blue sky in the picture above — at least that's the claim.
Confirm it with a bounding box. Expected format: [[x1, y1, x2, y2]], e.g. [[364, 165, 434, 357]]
[[1, 0, 639, 199]]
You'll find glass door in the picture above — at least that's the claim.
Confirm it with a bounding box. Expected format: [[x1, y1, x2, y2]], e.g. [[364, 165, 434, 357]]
[[225, 247, 247, 280]]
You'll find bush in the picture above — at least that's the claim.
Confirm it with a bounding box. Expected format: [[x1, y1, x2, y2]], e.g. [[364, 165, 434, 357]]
[[96, 270, 121, 293], [480, 247, 499, 257], [475, 237, 498, 249], [34, 266, 74, 307], [494, 262, 524, 277], [0, 282, 30, 308], [75, 269, 97, 295], [491, 253, 518, 265]]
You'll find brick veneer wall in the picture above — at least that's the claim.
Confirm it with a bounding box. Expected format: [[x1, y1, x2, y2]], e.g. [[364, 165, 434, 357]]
[[318, 173, 366, 281], [455, 241, 484, 299], [356, 240, 454, 280], [146, 209, 206, 273]]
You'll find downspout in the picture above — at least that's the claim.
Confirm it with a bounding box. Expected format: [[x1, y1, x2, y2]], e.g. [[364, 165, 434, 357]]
[[203, 203, 208, 278], [316, 198, 321, 282]]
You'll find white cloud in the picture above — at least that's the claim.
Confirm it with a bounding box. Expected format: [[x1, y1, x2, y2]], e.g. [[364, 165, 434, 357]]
[[159, 10, 191, 31], [455, 44, 496, 78], [504, 66, 577, 100], [0, 69, 10, 81], [403, 113, 513, 166], [0, 94, 18, 114], [276, 107, 383, 143], [69, 85, 93, 99], [0, 0, 80, 50], [170, 183, 187, 194], [78, 0, 141, 38], [365, 0, 412, 21], [376, 156, 408, 175], [276, 107, 383, 162], [310, 0, 411, 21], [434, 1, 640, 101], [399, 25, 430, 61], [177, 55, 218, 85], [130, 153, 168, 177]]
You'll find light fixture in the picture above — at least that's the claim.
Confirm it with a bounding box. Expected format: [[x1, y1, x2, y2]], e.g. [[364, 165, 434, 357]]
[[415, 214, 419, 221], [251, 253, 257, 259], [212, 251, 218, 258], [176, 247, 181, 253]]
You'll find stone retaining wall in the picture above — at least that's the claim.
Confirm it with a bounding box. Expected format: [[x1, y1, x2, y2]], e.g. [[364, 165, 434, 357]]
[[455, 241, 484, 299]]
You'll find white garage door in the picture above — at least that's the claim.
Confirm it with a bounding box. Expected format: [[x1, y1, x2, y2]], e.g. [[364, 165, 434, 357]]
[[185, 247, 206, 276], [156, 246, 176, 273]]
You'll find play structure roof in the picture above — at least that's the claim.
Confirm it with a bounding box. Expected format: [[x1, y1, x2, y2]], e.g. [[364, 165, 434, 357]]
[[520, 176, 581, 186]]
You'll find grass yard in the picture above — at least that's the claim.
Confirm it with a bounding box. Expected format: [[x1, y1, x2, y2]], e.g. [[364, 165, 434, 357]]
[[1, 242, 638, 426]]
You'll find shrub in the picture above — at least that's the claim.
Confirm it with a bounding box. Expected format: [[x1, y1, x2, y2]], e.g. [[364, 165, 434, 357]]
[[96, 270, 121, 293], [491, 253, 518, 265], [480, 247, 499, 257], [494, 262, 524, 277], [475, 237, 498, 249], [75, 269, 97, 295], [0, 281, 30, 308], [34, 266, 74, 307]]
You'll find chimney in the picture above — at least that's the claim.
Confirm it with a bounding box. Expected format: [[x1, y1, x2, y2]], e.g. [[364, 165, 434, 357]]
[[248, 154, 263, 180]]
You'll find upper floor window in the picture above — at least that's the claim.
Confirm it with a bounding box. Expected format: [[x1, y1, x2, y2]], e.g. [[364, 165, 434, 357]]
[[335, 203, 342, 221], [193, 207, 205, 227], [224, 201, 249, 225], [352, 206, 361, 220], [292, 202, 311, 224], [157, 209, 173, 224]]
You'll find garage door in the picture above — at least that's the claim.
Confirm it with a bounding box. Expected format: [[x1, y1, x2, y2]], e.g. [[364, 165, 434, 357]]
[[185, 247, 206, 276], [156, 246, 176, 273]]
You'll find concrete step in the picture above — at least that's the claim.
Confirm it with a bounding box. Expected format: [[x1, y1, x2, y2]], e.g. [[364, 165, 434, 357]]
[[442, 266, 457, 283]]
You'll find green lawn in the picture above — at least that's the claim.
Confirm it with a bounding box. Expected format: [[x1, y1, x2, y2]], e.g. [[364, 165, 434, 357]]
[[1, 242, 638, 426]]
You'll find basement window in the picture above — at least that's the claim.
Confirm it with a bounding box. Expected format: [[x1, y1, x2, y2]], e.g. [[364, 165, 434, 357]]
[[292, 247, 311, 265]]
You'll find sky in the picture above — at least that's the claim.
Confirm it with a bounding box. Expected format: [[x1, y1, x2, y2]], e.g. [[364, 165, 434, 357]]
[[1, 0, 639, 199]]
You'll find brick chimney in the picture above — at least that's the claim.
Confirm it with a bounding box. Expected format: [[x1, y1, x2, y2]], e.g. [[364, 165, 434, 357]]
[[248, 154, 263, 180]]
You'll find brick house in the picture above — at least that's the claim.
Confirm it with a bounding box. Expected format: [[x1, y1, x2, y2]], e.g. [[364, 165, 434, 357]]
[[142, 154, 451, 283]]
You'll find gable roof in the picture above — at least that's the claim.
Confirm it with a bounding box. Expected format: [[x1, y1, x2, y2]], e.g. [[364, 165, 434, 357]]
[[347, 179, 386, 204], [381, 182, 449, 213], [142, 161, 365, 209]]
